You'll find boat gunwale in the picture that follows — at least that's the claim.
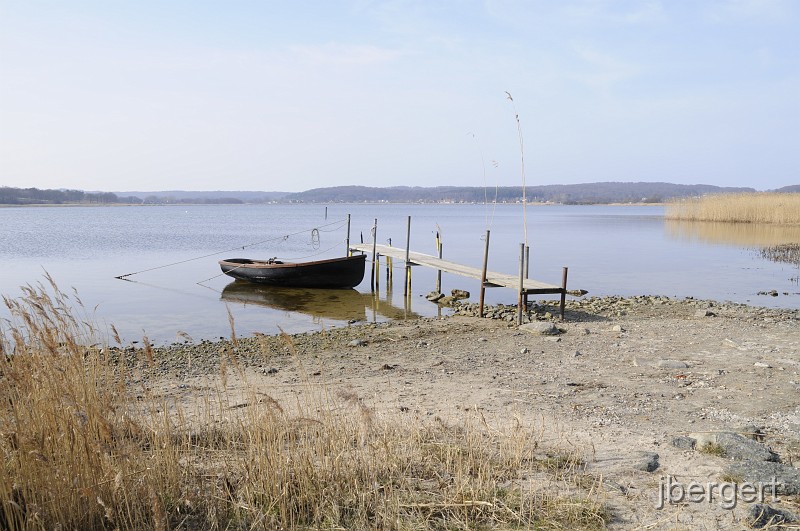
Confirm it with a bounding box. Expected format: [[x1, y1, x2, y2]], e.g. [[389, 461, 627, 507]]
[[219, 254, 365, 270]]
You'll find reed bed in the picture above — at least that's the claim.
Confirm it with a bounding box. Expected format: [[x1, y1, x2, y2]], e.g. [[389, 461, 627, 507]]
[[1, 276, 609, 530], [666, 192, 800, 224], [760, 244, 800, 267]]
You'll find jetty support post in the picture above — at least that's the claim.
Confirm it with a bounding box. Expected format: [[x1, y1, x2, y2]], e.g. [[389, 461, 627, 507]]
[[478, 230, 490, 318], [517, 243, 525, 326], [436, 231, 443, 294], [370, 218, 377, 292], [386, 237, 393, 286], [345, 214, 351, 256], [404, 216, 412, 296], [523, 245, 530, 307], [560, 267, 569, 320]]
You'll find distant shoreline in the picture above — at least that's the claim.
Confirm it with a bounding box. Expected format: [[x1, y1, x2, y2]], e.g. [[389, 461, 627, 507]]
[[0, 201, 668, 208]]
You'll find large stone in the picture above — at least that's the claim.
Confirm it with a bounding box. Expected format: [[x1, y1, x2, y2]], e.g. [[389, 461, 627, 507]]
[[724, 461, 800, 495], [450, 289, 470, 300], [671, 436, 697, 450], [749, 504, 797, 528], [425, 291, 444, 302], [437, 296, 455, 306], [690, 432, 780, 462], [519, 322, 560, 335], [631, 451, 660, 472]]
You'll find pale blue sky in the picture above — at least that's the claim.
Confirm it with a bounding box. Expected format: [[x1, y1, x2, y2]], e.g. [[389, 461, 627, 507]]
[[1, 0, 798, 192]]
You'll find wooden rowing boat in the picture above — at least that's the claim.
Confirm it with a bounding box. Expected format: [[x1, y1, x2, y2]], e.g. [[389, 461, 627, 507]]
[[218, 254, 366, 288]]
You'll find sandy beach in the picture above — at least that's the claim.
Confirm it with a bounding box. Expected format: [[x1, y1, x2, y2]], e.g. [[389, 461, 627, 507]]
[[130, 295, 800, 529]]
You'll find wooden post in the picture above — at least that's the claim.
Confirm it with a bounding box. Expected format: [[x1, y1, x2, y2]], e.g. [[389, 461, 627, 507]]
[[386, 237, 393, 285], [435, 231, 442, 293], [478, 230, 490, 318], [523, 245, 530, 307], [404, 216, 411, 296], [517, 243, 525, 325], [560, 267, 569, 320], [345, 214, 351, 256], [325, 206, 328, 220], [370, 218, 377, 292]]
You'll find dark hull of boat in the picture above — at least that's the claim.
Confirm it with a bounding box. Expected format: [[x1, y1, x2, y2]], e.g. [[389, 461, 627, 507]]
[[218, 254, 366, 289]]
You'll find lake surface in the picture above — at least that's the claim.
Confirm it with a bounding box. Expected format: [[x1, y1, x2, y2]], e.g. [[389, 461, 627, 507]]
[[1, 203, 798, 344]]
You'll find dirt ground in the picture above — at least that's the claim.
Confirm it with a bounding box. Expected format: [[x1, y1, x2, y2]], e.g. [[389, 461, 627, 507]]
[[145, 296, 800, 529]]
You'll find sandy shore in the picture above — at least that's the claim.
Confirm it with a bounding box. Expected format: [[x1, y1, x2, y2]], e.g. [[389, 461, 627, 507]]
[[137, 295, 800, 529]]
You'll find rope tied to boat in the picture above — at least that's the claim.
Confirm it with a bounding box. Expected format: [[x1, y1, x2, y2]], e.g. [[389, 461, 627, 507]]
[[114, 217, 348, 280]]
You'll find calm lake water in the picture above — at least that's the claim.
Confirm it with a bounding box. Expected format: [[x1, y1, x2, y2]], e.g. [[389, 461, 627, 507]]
[[1, 203, 798, 344]]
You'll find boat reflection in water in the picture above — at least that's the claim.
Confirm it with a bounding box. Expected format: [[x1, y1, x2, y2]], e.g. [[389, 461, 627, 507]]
[[220, 281, 419, 323]]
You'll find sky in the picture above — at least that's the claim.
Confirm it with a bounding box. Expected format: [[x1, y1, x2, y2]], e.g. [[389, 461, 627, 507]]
[[1, 1, 798, 193]]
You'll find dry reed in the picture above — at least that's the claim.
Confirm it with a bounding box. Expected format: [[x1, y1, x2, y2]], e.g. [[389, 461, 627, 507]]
[[666, 192, 800, 225], [1, 278, 609, 529]]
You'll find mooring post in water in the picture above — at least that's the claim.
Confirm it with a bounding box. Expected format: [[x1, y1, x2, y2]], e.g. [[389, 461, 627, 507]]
[[370, 218, 378, 292], [560, 267, 569, 320], [386, 237, 393, 285], [435, 231, 442, 293], [517, 243, 526, 325], [325, 206, 328, 220], [404, 216, 412, 296], [479, 230, 490, 318], [345, 214, 351, 256], [523, 245, 530, 307]]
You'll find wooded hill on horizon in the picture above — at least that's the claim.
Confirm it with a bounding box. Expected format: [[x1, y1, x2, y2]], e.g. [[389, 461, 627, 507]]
[[2, 182, 797, 205]]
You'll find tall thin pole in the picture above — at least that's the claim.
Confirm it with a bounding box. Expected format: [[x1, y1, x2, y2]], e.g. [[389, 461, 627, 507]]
[[345, 214, 351, 256], [517, 243, 525, 325], [560, 267, 569, 320], [404, 216, 412, 296], [436, 231, 442, 293], [370, 218, 377, 292], [479, 230, 490, 318]]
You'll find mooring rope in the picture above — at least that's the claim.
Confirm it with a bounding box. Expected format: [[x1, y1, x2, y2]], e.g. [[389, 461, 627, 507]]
[[115, 217, 348, 280]]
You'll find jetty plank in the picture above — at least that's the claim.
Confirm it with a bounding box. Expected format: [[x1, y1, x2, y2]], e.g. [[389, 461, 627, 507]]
[[350, 243, 563, 294]]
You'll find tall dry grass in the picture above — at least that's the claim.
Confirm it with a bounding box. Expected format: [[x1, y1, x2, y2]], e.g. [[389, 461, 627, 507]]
[[1, 276, 609, 529], [666, 192, 800, 224]]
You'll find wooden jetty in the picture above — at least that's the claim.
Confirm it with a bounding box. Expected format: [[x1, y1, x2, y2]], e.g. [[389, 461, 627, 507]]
[[349, 226, 570, 321]]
